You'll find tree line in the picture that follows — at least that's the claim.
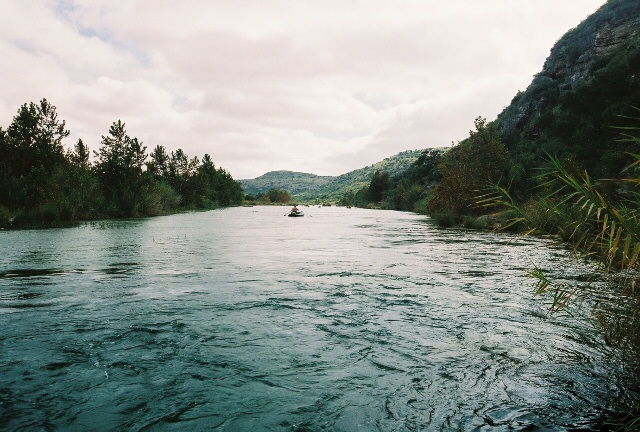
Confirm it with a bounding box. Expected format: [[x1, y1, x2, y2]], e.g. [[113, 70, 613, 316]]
[[0, 99, 243, 228], [244, 188, 292, 204], [341, 117, 508, 223]]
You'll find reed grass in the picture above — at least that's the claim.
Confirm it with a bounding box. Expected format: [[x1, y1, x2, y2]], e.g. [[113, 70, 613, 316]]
[[479, 119, 640, 430]]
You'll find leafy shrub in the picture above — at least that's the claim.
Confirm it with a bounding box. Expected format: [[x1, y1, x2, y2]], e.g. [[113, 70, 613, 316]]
[[430, 212, 458, 228]]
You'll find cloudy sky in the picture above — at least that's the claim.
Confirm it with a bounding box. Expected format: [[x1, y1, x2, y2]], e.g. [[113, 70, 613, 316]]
[[1, 1, 606, 179]]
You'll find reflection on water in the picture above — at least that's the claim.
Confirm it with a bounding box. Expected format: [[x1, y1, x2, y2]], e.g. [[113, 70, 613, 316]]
[[0, 206, 636, 430]]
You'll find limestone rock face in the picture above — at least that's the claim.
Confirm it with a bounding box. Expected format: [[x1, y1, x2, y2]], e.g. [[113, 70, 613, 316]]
[[594, 13, 640, 56], [497, 0, 640, 135]]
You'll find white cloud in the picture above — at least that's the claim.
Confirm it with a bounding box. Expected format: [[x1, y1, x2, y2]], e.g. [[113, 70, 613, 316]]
[[0, 0, 606, 179]]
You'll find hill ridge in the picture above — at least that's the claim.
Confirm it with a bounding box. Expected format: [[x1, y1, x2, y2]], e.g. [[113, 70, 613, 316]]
[[240, 149, 424, 200]]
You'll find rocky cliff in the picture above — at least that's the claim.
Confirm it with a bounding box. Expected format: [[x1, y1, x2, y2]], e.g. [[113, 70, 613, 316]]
[[499, 0, 640, 135], [496, 0, 640, 182]]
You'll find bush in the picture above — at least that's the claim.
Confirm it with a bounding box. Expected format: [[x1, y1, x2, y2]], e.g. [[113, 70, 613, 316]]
[[0, 205, 12, 228], [412, 197, 429, 214], [462, 216, 487, 230], [430, 212, 458, 228]]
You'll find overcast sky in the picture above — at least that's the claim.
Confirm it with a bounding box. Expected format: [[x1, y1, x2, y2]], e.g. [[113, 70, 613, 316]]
[[1, 1, 606, 179]]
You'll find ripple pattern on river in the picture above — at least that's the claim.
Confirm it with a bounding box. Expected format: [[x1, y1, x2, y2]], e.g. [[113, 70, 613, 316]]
[[0, 207, 633, 431]]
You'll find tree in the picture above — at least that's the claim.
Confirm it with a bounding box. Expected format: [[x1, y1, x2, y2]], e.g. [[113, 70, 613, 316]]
[[0, 100, 244, 225], [368, 170, 391, 203], [403, 148, 444, 185], [216, 168, 244, 206], [67, 139, 90, 168], [94, 120, 148, 216], [147, 145, 170, 180], [427, 117, 510, 216], [0, 127, 13, 209], [267, 188, 292, 204], [5, 99, 69, 177], [0, 99, 71, 211], [198, 153, 220, 205]]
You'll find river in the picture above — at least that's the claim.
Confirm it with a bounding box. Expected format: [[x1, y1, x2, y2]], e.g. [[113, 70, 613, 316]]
[[0, 206, 635, 431]]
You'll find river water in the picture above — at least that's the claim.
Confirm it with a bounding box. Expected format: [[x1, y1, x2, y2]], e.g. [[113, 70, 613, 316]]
[[0, 206, 635, 431]]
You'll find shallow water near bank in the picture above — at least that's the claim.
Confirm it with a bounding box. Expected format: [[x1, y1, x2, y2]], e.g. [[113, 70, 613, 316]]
[[0, 206, 636, 430]]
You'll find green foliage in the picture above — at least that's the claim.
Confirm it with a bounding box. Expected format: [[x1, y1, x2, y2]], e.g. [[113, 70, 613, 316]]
[[148, 145, 170, 180], [340, 148, 443, 212], [267, 188, 292, 204], [400, 148, 444, 186], [240, 171, 334, 197], [431, 211, 458, 228], [498, 30, 640, 192], [428, 117, 510, 217], [338, 189, 356, 207], [239, 150, 425, 205], [62, 141, 100, 220], [0, 99, 70, 212], [412, 197, 429, 214], [320, 150, 422, 202], [368, 170, 390, 203], [0, 99, 243, 227], [5, 99, 69, 177], [94, 120, 149, 217], [461, 216, 487, 230]]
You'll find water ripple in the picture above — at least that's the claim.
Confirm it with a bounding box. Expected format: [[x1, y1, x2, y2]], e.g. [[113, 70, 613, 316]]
[[0, 207, 637, 430]]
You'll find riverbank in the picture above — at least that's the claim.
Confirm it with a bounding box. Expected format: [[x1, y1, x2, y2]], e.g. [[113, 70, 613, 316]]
[[0, 203, 236, 231]]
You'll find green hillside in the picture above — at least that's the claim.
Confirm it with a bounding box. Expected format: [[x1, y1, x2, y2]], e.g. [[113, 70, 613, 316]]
[[240, 149, 423, 202], [239, 171, 334, 196], [297, 150, 423, 201]]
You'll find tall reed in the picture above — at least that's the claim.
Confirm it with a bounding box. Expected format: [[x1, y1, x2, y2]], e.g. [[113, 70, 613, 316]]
[[480, 122, 640, 429]]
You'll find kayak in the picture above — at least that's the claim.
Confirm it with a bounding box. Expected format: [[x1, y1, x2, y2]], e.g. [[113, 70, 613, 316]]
[[288, 211, 304, 217]]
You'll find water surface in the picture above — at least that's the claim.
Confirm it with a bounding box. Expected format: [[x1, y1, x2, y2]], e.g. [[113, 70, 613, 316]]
[[0, 206, 633, 430]]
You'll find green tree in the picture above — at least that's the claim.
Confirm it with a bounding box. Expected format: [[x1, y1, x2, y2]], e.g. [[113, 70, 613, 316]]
[[1, 99, 70, 211], [5, 99, 69, 177], [368, 170, 391, 203], [67, 139, 90, 168], [62, 139, 99, 220], [428, 117, 510, 217], [267, 188, 292, 204], [339, 190, 355, 207], [197, 153, 219, 205], [0, 127, 13, 212], [164, 148, 201, 206], [94, 120, 148, 217], [216, 167, 243, 206], [147, 145, 170, 180], [402, 148, 444, 185]]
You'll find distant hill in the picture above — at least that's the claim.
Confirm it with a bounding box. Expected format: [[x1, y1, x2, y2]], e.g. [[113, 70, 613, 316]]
[[240, 149, 423, 201], [297, 149, 424, 201], [239, 171, 334, 196]]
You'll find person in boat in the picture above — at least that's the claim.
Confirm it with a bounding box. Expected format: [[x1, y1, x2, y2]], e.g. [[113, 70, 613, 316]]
[[291, 205, 299, 214]]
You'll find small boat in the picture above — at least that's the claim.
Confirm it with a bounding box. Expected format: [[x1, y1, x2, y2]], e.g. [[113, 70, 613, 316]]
[[288, 210, 304, 217]]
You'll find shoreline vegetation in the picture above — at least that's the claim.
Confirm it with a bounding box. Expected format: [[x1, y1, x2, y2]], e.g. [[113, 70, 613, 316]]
[[0, 99, 243, 230]]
